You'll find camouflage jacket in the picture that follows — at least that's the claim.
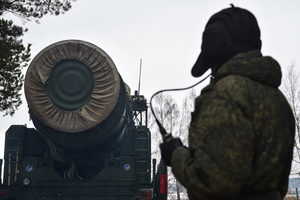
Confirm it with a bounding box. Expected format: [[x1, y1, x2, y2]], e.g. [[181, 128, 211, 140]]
[[171, 50, 295, 200]]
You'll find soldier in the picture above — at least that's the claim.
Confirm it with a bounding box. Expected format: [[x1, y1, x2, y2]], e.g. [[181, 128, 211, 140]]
[[160, 5, 295, 200]]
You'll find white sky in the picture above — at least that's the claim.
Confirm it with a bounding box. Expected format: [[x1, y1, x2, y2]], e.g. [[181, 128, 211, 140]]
[[1, 0, 300, 161]]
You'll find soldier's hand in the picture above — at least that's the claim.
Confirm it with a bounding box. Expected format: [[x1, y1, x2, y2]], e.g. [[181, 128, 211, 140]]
[[160, 138, 184, 166]]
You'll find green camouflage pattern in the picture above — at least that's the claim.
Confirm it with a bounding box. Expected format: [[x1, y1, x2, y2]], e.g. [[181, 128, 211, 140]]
[[171, 50, 295, 200]]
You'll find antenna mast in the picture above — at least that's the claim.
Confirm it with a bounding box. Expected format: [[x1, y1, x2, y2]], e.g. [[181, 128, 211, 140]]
[[138, 58, 142, 95]]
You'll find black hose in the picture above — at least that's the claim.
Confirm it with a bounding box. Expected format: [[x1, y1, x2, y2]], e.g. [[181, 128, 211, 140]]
[[149, 73, 211, 142]]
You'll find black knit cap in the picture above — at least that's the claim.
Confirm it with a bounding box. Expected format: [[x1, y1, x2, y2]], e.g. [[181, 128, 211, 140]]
[[191, 5, 262, 77]]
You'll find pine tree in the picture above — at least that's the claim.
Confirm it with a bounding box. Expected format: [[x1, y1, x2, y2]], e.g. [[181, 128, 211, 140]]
[[0, 0, 75, 115]]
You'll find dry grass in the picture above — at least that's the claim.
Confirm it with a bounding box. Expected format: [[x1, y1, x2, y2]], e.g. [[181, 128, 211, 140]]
[[285, 197, 297, 200]]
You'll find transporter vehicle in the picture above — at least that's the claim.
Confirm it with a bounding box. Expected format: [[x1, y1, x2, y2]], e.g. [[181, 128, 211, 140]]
[[0, 40, 168, 200]]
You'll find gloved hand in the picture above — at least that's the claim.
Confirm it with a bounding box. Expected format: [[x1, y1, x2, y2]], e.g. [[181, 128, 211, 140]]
[[159, 138, 184, 166]]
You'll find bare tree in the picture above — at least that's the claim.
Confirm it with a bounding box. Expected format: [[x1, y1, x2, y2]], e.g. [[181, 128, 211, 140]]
[[172, 89, 196, 200], [149, 92, 180, 199], [149, 89, 196, 199], [281, 61, 300, 176], [175, 89, 196, 145], [149, 93, 178, 162]]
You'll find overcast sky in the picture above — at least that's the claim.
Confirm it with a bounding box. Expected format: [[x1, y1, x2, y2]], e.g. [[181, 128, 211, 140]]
[[1, 0, 300, 160]]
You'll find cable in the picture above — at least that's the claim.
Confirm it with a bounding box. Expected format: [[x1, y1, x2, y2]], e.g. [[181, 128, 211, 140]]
[[38, 130, 65, 163], [149, 73, 212, 142], [38, 130, 83, 180]]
